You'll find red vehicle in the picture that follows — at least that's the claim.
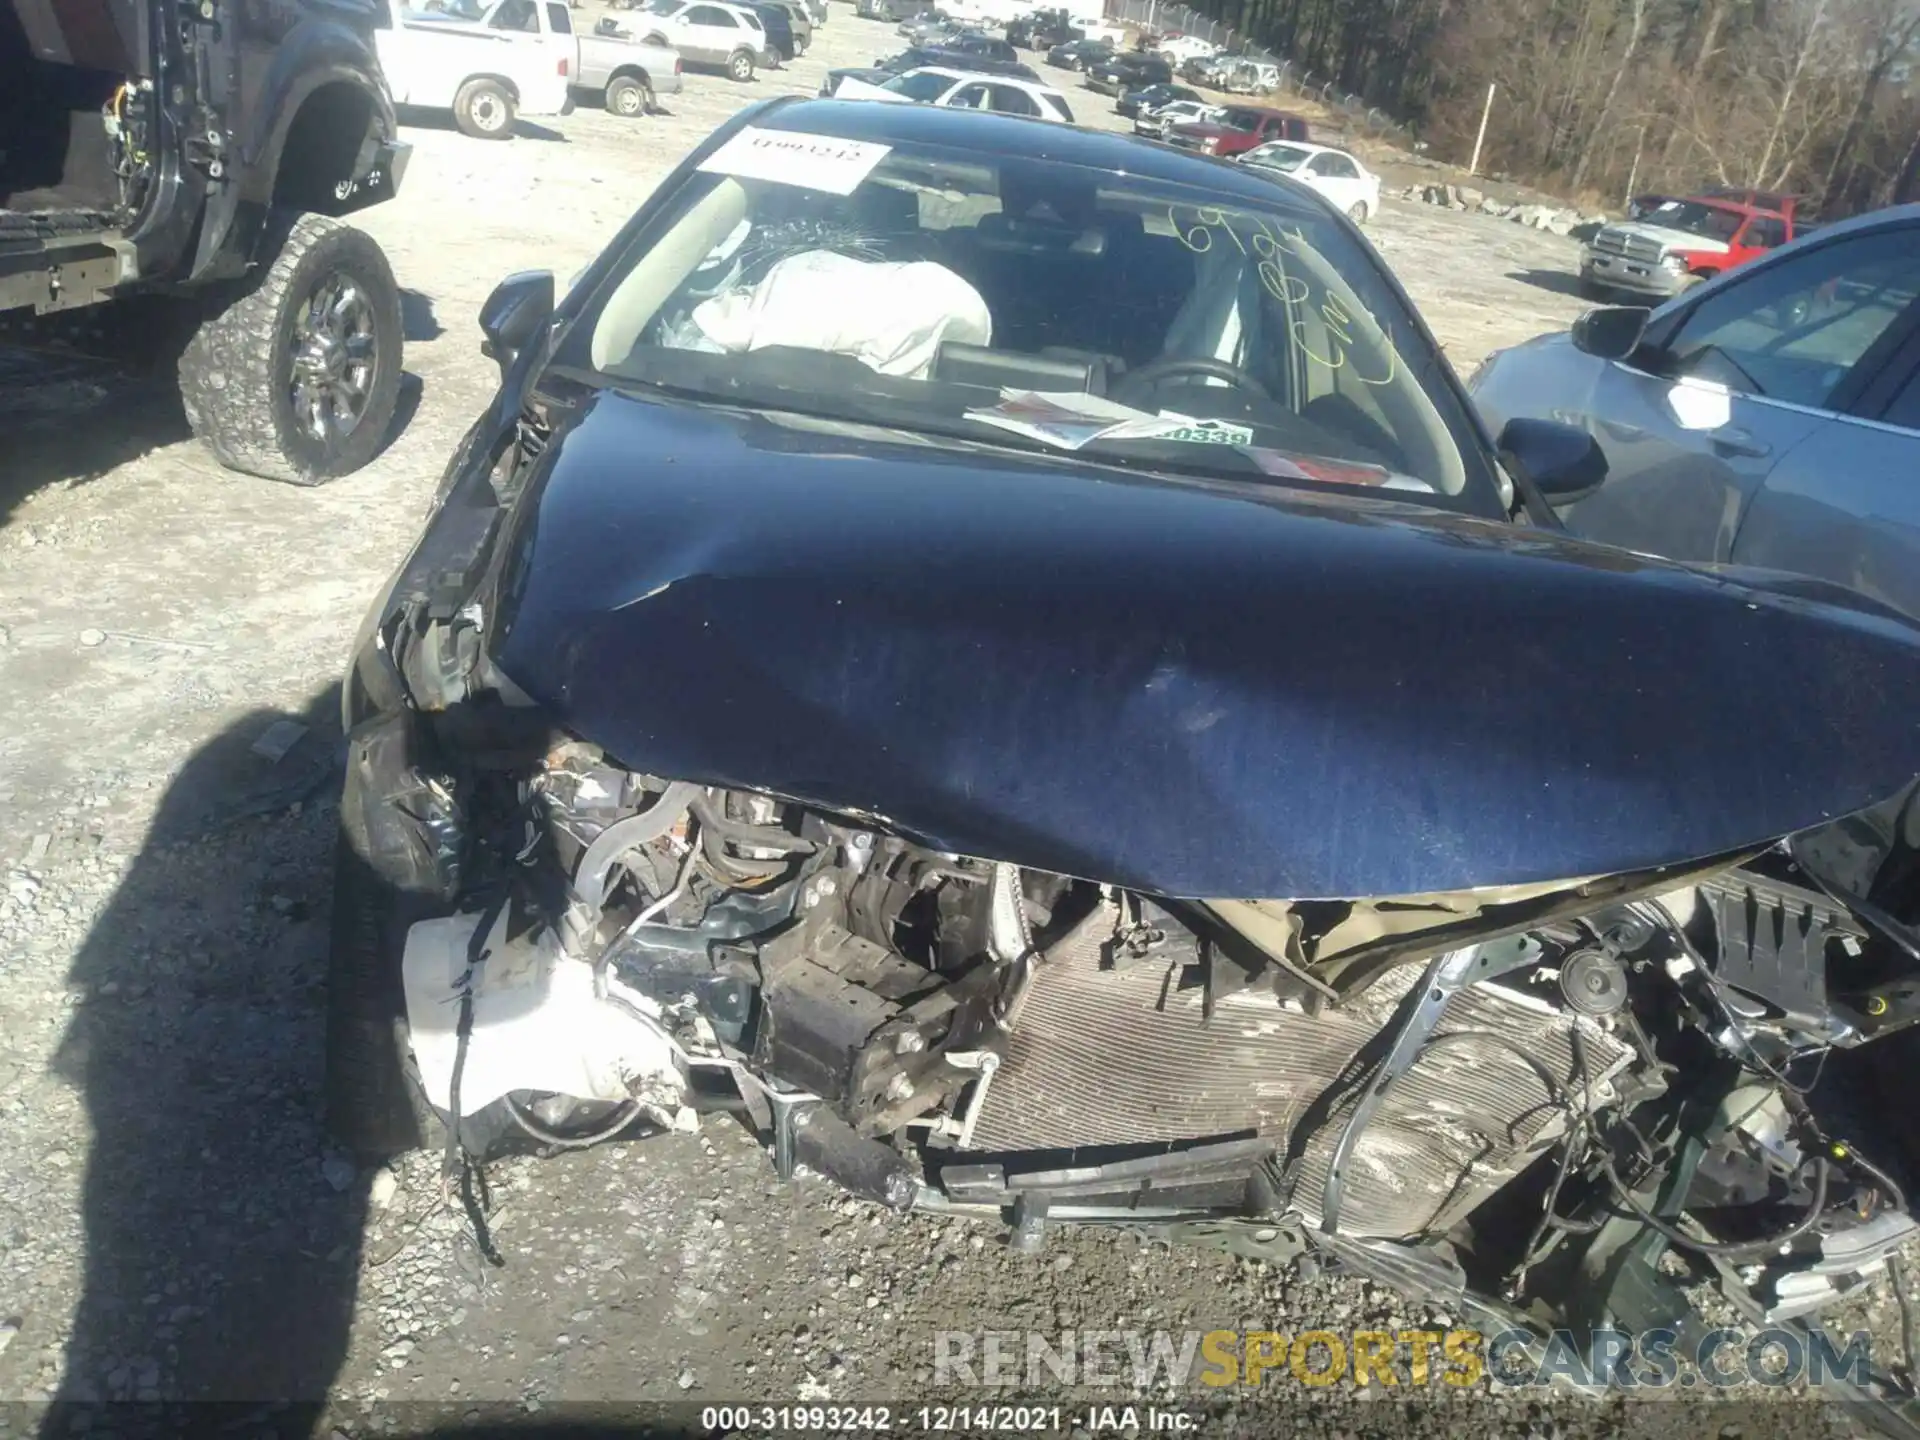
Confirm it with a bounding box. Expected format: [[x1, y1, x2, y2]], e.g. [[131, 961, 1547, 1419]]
[[1580, 191, 1807, 302], [1165, 104, 1310, 158]]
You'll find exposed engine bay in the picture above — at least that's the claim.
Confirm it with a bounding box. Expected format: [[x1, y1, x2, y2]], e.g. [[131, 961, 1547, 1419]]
[[371, 722, 1920, 1367]]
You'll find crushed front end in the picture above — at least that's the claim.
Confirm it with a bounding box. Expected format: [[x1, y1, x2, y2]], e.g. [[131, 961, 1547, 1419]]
[[329, 388, 1920, 1407], [334, 685, 1920, 1389]]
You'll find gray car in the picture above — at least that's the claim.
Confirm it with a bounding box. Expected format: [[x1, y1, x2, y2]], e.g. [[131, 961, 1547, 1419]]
[[1470, 204, 1920, 618], [575, 18, 684, 115]]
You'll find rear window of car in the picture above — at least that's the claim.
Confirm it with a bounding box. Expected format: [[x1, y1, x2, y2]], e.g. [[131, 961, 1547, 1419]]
[[570, 127, 1498, 511], [887, 71, 955, 101], [1648, 200, 1743, 242], [1247, 143, 1310, 170], [1042, 93, 1073, 122]]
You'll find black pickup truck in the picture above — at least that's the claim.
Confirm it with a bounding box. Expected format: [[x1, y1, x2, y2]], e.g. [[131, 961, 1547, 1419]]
[[2, 0, 411, 485]]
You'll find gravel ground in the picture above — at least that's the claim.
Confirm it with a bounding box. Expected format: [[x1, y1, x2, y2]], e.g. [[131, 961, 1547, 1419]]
[[0, 13, 1911, 1436]]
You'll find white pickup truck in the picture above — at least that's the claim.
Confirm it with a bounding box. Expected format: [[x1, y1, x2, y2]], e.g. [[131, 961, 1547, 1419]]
[[374, 0, 576, 139]]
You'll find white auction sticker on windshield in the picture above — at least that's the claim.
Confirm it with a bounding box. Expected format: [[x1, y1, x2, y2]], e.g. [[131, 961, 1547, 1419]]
[[697, 127, 892, 196]]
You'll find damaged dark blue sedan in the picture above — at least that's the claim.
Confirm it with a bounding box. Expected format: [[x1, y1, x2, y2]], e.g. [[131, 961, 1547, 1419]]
[[328, 98, 1920, 1396]]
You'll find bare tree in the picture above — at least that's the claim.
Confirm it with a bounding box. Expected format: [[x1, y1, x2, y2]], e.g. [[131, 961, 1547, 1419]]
[[1820, 0, 1920, 207], [1753, 0, 1832, 181], [1184, 0, 1920, 211], [1892, 120, 1920, 201], [1570, 0, 1655, 187]]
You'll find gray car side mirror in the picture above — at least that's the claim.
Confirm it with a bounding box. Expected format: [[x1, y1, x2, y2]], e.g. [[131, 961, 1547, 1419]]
[[480, 270, 556, 381], [1570, 305, 1650, 361], [1498, 417, 1608, 506]]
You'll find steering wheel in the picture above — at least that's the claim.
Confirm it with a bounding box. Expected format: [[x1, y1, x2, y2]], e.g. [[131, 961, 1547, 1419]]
[[1110, 355, 1272, 407]]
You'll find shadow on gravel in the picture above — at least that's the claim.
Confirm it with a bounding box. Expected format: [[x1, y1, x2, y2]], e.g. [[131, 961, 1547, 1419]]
[[1506, 268, 1595, 299], [0, 347, 193, 531], [43, 687, 365, 1432], [0, 318, 428, 530], [402, 289, 446, 343]]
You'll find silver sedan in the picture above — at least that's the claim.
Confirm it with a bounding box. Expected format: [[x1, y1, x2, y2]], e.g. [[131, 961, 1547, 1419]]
[[1469, 204, 1920, 619]]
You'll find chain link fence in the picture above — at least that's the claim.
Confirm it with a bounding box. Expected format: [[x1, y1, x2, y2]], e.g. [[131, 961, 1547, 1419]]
[[1099, 0, 1416, 148]]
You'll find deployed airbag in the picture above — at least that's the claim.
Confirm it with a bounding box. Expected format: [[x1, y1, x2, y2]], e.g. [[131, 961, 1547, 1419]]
[[690, 250, 991, 379]]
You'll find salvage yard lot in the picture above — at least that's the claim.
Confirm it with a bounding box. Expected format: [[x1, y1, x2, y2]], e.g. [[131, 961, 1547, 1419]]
[[0, 9, 1677, 1422]]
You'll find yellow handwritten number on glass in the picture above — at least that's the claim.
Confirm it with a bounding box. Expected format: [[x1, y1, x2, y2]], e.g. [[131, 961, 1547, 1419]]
[[1169, 205, 1213, 253]]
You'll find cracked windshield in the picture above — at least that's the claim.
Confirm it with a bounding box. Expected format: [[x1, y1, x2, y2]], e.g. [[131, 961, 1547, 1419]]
[[572, 134, 1480, 503]]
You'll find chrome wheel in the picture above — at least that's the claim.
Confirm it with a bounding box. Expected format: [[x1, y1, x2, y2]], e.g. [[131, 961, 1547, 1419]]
[[608, 76, 649, 114], [470, 91, 508, 132], [289, 272, 377, 446]]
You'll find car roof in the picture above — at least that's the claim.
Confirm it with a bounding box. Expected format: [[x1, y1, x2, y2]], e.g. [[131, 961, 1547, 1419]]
[[1250, 139, 1353, 161], [754, 97, 1326, 200], [1751, 201, 1919, 246], [921, 66, 1060, 91]]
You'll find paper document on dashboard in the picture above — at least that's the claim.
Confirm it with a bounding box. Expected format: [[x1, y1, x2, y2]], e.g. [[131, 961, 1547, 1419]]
[[966, 390, 1243, 451]]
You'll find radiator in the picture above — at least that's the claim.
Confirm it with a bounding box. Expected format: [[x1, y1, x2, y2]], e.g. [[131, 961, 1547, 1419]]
[[969, 909, 1633, 1238]]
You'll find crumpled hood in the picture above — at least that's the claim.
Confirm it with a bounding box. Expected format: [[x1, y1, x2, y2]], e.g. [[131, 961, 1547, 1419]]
[[489, 390, 1920, 900]]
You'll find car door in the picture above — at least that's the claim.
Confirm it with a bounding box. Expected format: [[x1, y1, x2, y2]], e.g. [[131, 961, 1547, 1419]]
[[984, 82, 1041, 117], [681, 3, 737, 61], [542, 1, 580, 80], [1746, 214, 1788, 255], [943, 80, 991, 108], [1723, 259, 1920, 618], [488, 0, 539, 32], [1304, 152, 1359, 211], [1712, 215, 1770, 276], [1559, 223, 1920, 565]]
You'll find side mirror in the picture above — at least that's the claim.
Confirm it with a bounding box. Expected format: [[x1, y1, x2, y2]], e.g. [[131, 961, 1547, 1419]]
[[1570, 305, 1650, 361], [479, 270, 556, 380], [1498, 417, 1608, 506]]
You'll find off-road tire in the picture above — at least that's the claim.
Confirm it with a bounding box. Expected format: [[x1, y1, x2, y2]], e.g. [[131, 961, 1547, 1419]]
[[453, 77, 517, 139], [325, 831, 447, 1157], [728, 47, 756, 80], [606, 73, 653, 116], [177, 213, 403, 486]]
